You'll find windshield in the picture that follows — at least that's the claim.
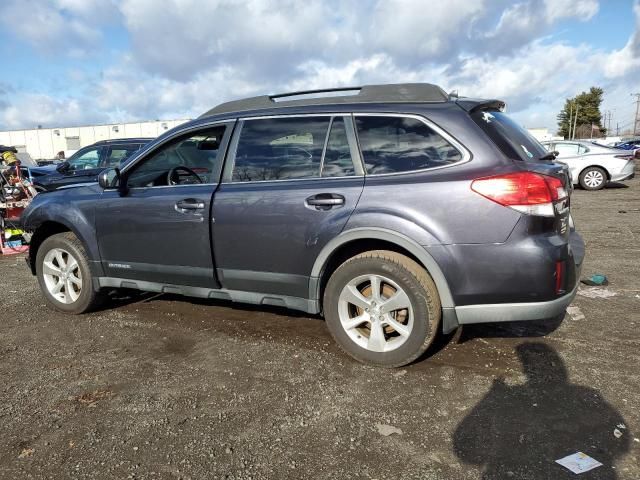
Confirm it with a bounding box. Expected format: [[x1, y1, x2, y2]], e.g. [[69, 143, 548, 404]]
[[471, 110, 548, 162]]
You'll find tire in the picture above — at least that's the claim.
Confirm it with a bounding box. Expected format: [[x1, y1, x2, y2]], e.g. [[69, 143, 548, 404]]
[[323, 250, 441, 367], [35, 232, 104, 314], [579, 166, 607, 190]]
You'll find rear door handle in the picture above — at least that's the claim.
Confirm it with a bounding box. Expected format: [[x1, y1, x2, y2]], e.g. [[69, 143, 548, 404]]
[[175, 199, 205, 211], [306, 193, 345, 210]]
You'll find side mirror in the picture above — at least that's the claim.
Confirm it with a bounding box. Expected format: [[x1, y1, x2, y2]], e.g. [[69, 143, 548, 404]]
[[98, 168, 120, 190], [56, 161, 70, 173]]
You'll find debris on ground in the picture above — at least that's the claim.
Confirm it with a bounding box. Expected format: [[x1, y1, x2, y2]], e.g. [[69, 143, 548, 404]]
[[555, 452, 603, 474], [18, 447, 34, 459], [580, 274, 608, 286], [614, 428, 623, 438], [577, 287, 617, 299], [375, 423, 403, 436], [75, 389, 113, 407], [566, 305, 585, 321]]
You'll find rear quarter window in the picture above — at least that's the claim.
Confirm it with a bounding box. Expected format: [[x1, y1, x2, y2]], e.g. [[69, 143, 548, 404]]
[[354, 116, 462, 174], [471, 110, 547, 162]]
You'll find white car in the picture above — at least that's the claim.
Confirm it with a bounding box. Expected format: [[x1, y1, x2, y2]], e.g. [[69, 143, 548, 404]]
[[541, 140, 637, 190]]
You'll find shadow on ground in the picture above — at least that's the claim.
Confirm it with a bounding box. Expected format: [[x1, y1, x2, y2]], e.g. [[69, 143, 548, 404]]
[[453, 342, 631, 479]]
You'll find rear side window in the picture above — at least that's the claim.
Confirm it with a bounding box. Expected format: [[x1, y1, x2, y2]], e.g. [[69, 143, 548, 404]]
[[322, 117, 355, 177], [471, 110, 547, 162], [554, 143, 580, 157], [233, 117, 330, 182], [355, 116, 462, 174]]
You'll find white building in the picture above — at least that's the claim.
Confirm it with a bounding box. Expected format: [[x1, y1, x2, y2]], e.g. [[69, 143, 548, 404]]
[[0, 119, 190, 160]]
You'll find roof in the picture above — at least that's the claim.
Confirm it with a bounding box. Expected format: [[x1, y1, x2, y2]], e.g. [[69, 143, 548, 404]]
[[93, 137, 154, 145], [200, 83, 451, 118]]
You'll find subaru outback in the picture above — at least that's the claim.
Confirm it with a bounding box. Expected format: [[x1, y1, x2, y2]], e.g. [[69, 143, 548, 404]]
[[20, 83, 584, 367]]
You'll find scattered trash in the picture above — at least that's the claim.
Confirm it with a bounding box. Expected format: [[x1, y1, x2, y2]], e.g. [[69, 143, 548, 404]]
[[18, 447, 34, 458], [577, 287, 617, 299], [393, 370, 407, 378], [614, 428, 623, 438], [375, 423, 402, 436], [566, 305, 585, 321], [555, 452, 603, 474], [580, 274, 608, 286], [617, 423, 626, 430]]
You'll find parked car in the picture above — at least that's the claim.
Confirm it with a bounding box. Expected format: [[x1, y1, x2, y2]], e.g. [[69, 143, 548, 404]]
[[614, 139, 640, 151], [29, 138, 152, 191], [541, 140, 636, 190], [21, 83, 584, 367]]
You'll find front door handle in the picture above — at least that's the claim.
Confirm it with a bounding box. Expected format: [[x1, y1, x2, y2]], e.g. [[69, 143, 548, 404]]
[[175, 199, 205, 211], [306, 193, 345, 210]]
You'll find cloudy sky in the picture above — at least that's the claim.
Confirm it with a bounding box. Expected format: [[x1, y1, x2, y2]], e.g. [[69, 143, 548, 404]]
[[0, 0, 638, 133]]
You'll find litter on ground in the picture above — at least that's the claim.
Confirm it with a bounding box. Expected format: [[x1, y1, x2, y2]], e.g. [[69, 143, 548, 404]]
[[375, 423, 403, 436], [577, 287, 618, 299], [580, 274, 608, 286], [566, 305, 585, 321], [555, 452, 603, 474]]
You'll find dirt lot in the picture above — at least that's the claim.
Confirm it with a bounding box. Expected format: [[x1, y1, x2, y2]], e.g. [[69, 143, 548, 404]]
[[1, 177, 639, 480]]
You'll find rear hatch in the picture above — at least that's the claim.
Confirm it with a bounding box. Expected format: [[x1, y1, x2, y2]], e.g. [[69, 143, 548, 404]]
[[470, 109, 572, 239]]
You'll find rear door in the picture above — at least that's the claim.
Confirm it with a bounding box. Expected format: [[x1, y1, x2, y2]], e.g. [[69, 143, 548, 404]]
[[95, 123, 233, 288], [211, 115, 364, 298]]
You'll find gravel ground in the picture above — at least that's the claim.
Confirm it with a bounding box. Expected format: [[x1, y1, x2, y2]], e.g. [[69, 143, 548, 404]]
[[1, 175, 639, 479]]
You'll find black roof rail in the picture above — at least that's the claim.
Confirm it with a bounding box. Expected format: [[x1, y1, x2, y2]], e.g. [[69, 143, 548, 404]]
[[200, 83, 450, 118]]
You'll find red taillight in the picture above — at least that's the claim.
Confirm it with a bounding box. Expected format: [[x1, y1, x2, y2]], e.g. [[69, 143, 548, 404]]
[[471, 172, 567, 217], [555, 260, 565, 294]]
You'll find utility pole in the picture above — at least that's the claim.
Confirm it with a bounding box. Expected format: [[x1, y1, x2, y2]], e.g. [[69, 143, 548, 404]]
[[617, 122, 620, 136], [568, 102, 573, 140], [632, 93, 640, 136], [572, 104, 579, 139]]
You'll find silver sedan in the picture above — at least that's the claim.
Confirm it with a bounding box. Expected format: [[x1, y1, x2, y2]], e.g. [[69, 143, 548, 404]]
[[541, 140, 636, 190]]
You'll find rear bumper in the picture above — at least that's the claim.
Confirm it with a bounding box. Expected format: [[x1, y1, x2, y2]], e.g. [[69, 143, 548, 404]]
[[454, 280, 580, 324], [611, 160, 636, 182], [449, 230, 584, 326]]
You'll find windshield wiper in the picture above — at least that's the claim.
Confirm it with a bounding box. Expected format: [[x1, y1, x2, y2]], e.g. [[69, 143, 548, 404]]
[[538, 151, 558, 161]]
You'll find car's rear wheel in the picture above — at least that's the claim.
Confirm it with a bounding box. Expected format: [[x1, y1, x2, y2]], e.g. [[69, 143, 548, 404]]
[[579, 166, 607, 190], [323, 250, 441, 367], [36, 232, 103, 314]]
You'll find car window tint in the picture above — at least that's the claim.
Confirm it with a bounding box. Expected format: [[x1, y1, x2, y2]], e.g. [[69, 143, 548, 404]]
[[322, 117, 354, 177], [127, 127, 226, 188], [69, 148, 101, 170], [555, 143, 580, 157], [104, 145, 141, 167], [470, 110, 547, 162], [355, 116, 462, 174], [578, 145, 589, 155], [232, 117, 330, 182]]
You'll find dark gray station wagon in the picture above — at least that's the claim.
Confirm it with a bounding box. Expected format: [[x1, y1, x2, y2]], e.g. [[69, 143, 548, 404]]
[[21, 84, 584, 367]]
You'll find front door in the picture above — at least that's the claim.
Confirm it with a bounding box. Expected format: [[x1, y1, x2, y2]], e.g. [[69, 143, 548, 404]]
[[212, 115, 364, 298], [95, 123, 233, 288]]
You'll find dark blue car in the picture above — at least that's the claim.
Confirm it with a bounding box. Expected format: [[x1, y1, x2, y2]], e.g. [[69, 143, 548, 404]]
[[30, 138, 152, 191], [21, 84, 584, 367]]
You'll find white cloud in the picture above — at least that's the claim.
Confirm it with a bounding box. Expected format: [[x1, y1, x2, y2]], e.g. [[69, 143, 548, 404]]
[[2, 0, 640, 134], [0, 94, 99, 130]]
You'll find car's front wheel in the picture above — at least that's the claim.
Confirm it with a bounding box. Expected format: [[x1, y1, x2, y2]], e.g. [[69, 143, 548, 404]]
[[323, 250, 441, 367], [36, 232, 104, 314], [579, 166, 607, 190]]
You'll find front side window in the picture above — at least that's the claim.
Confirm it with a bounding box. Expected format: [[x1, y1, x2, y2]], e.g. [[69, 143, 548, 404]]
[[355, 116, 462, 174], [126, 126, 226, 188], [69, 147, 101, 170], [232, 117, 330, 182]]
